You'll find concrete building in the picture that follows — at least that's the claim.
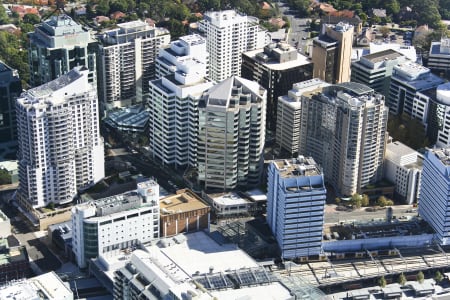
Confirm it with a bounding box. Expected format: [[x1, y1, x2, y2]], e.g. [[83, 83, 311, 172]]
[[0, 62, 21, 146], [419, 148, 450, 245], [0, 210, 10, 238], [276, 79, 329, 156], [428, 38, 450, 78], [198, 10, 267, 82], [28, 14, 97, 87], [204, 192, 258, 219], [351, 49, 408, 97], [159, 189, 210, 237], [387, 61, 445, 116], [104, 105, 149, 134], [300, 82, 388, 196], [312, 22, 353, 83], [197, 76, 266, 191], [0, 238, 29, 283], [148, 35, 214, 168], [16, 67, 104, 210], [241, 42, 313, 130], [97, 20, 170, 115], [0, 160, 18, 184], [384, 140, 423, 204], [0, 271, 72, 300], [71, 180, 160, 268], [267, 156, 326, 259]]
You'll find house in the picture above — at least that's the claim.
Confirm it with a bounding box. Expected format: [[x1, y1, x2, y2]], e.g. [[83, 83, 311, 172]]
[[372, 8, 387, 18]]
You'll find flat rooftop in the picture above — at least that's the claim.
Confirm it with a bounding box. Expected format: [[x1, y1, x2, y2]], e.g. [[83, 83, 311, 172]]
[[272, 156, 322, 178], [160, 189, 209, 215], [208, 192, 252, 207], [386, 141, 416, 157], [244, 46, 312, 71], [433, 148, 450, 166], [362, 48, 404, 63]]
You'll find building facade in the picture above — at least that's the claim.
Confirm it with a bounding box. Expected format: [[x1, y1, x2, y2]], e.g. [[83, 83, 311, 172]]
[[148, 35, 214, 168], [97, 20, 170, 115], [312, 22, 353, 84], [384, 140, 423, 204], [267, 156, 326, 259], [72, 180, 160, 268], [199, 10, 267, 82], [0, 61, 21, 146], [428, 38, 450, 78], [28, 14, 97, 87], [419, 148, 450, 245], [16, 67, 104, 210], [197, 76, 266, 191], [299, 82, 388, 196], [241, 42, 313, 130]]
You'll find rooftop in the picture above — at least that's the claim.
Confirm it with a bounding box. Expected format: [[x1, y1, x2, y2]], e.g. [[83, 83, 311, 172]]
[[362, 49, 404, 63], [273, 156, 322, 178], [207, 192, 252, 207], [159, 189, 209, 215], [433, 148, 450, 166]]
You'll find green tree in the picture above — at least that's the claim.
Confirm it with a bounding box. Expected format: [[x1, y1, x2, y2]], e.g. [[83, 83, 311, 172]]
[[435, 271, 444, 283], [417, 271, 425, 283], [386, 0, 400, 15], [379, 276, 387, 288], [377, 196, 388, 207], [361, 194, 370, 207], [0, 169, 11, 185], [23, 13, 40, 25], [0, 5, 9, 25], [398, 273, 407, 286], [380, 26, 391, 37]]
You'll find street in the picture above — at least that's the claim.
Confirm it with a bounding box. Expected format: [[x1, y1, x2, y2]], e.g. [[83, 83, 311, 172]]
[[276, 1, 311, 54]]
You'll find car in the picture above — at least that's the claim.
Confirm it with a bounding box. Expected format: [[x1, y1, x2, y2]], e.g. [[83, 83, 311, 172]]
[[302, 36, 307, 40]]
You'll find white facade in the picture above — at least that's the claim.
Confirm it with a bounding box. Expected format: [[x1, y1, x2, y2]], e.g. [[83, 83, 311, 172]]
[[98, 20, 170, 115], [0, 210, 10, 238], [267, 156, 326, 259], [197, 76, 266, 191], [149, 35, 214, 167], [384, 141, 423, 204], [428, 38, 450, 74], [206, 192, 254, 217], [435, 83, 450, 147], [199, 10, 267, 81], [16, 67, 104, 210], [72, 180, 160, 268]]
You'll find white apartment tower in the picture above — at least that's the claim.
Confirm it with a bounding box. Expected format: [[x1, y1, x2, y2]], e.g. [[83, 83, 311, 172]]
[[98, 20, 170, 115], [267, 156, 326, 259], [199, 10, 267, 81], [72, 180, 160, 268], [300, 82, 388, 196], [149, 35, 214, 167], [16, 67, 104, 210], [197, 76, 266, 191]]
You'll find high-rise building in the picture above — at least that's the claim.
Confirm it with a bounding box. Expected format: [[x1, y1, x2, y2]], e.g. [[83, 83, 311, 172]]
[[276, 79, 329, 156], [299, 82, 388, 196], [267, 156, 326, 259], [351, 49, 408, 97], [428, 38, 450, 78], [72, 180, 160, 268], [149, 35, 214, 168], [197, 76, 266, 191], [241, 42, 313, 130], [28, 14, 97, 87], [97, 20, 170, 115], [198, 10, 267, 82], [0, 61, 21, 146], [312, 22, 353, 83], [16, 67, 104, 211], [384, 140, 423, 204], [419, 148, 450, 245]]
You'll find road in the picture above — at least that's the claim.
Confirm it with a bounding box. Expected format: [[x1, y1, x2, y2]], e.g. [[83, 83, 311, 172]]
[[276, 1, 311, 54]]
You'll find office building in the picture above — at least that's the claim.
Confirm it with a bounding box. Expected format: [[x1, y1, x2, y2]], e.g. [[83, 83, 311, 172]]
[[387, 61, 445, 116], [312, 22, 353, 83], [241, 42, 313, 129], [198, 10, 267, 81], [419, 148, 450, 245], [300, 82, 388, 196], [16, 67, 104, 211], [28, 14, 97, 87], [267, 156, 326, 259], [428, 38, 450, 78], [0, 62, 21, 146], [0, 238, 29, 283], [0, 272, 72, 300], [148, 35, 214, 168], [276, 79, 329, 155], [384, 140, 423, 204], [160, 189, 210, 237], [197, 76, 266, 191], [72, 180, 160, 268], [97, 20, 170, 114], [351, 49, 408, 97]]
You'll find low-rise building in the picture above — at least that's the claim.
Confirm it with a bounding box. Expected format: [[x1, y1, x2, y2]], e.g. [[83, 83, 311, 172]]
[[0, 238, 29, 283], [204, 192, 257, 219], [159, 189, 210, 237]]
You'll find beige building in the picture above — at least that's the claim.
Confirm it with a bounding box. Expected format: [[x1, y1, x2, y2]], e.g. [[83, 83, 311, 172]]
[[312, 22, 353, 83]]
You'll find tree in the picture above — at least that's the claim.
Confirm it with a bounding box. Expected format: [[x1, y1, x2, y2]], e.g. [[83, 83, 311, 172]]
[[23, 13, 40, 25], [0, 169, 11, 185], [417, 271, 425, 283], [380, 26, 391, 38], [335, 197, 341, 205], [377, 196, 388, 207], [435, 271, 444, 283], [350, 193, 362, 208], [398, 273, 407, 286], [0, 5, 9, 25], [379, 276, 387, 288], [361, 194, 370, 207]]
